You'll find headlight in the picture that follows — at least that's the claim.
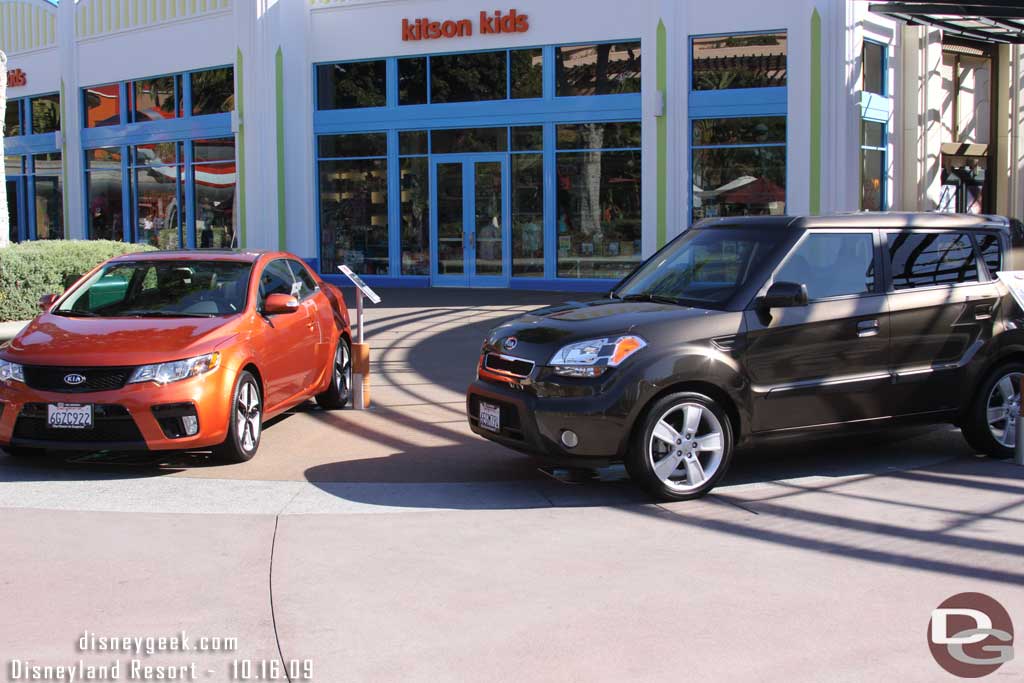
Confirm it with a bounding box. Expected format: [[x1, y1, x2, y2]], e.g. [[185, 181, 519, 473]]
[[129, 352, 220, 385], [549, 336, 647, 377], [0, 358, 24, 383]]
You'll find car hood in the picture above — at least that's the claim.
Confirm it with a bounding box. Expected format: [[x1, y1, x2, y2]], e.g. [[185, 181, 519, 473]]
[[2, 314, 241, 367], [483, 298, 734, 364]]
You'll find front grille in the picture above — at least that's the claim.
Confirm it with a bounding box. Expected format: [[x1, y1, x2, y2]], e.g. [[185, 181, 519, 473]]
[[23, 365, 133, 393], [469, 395, 524, 441], [483, 353, 535, 379], [13, 403, 144, 444]]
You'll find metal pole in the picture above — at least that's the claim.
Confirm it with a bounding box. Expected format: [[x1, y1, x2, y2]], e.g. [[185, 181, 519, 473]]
[[353, 288, 365, 410], [356, 289, 364, 344]]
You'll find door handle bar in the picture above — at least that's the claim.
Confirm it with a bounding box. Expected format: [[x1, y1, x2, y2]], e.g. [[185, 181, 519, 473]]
[[857, 319, 880, 338]]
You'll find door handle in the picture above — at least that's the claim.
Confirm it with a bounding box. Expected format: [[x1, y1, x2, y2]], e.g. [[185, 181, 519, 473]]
[[974, 303, 993, 320], [857, 319, 880, 338]]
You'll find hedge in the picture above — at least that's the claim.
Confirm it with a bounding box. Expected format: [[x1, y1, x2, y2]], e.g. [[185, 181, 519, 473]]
[[0, 240, 156, 322]]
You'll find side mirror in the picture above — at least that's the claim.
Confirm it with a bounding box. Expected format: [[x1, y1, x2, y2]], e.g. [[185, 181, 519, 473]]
[[760, 281, 809, 309], [38, 293, 59, 313], [264, 293, 300, 315]]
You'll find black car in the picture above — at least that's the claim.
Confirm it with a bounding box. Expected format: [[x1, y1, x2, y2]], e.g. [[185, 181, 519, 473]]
[[467, 213, 1024, 500]]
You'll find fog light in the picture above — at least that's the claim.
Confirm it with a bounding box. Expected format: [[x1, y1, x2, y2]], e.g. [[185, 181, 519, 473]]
[[561, 430, 579, 449], [182, 415, 199, 436]]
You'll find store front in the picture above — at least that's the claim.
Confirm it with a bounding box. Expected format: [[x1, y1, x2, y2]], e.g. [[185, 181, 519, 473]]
[[3, 93, 64, 242]]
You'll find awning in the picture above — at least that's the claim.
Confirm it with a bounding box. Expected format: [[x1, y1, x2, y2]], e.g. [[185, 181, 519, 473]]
[[867, 1, 1024, 43]]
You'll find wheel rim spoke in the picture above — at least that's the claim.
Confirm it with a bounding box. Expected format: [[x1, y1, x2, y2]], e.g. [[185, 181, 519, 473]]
[[653, 451, 684, 480], [653, 419, 681, 446], [695, 432, 723, 452], [988, 406, 1007, 425], [684, 455, 706, 486], [682, 405, 702, 437], [998, 376, 1016, 402], [987, 373, 1021, 447]]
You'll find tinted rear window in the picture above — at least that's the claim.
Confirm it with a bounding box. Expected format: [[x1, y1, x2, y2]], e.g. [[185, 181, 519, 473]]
[[975, 233, 1002, 275], [888, 232, 978, 290]]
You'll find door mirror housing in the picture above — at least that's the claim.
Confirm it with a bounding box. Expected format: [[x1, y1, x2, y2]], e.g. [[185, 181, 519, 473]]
[[264, 293, 301, 315], [38, 293, 59, 313], [761, 281, 809, 309]]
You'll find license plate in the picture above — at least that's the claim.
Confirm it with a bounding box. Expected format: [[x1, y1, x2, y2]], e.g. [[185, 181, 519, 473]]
[[479, 402, 501, 433], [47, 403, 93, 430]]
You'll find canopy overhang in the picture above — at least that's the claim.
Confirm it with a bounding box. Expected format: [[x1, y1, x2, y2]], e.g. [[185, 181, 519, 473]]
[[867, 1, 1024, 43]]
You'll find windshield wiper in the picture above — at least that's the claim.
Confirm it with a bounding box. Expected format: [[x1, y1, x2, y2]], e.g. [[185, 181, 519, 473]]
[[121, 311, 218, 318], [620, 293, 689, 306], [54, 310, 100, 317]]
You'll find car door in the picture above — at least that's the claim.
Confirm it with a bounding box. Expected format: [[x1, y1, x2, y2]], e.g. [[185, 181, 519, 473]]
[[286, 259, 332, 388], [742, 230, 891, 432], [885, 230, 1000, 414], [253, 259, 313, 409]]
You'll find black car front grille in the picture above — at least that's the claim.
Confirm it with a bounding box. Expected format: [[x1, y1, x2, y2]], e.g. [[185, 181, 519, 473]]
[[13, 403, 144, 444], [23, 365, 133, 393], [483, 353, 535, 379]]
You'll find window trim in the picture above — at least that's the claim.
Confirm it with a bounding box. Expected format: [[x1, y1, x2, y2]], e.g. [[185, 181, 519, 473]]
[[765, 229, 882, 303], [882, 229, 985, 294]]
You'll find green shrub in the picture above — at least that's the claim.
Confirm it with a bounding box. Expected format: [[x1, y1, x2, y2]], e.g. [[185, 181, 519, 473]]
[[0, 240, 157, 322]]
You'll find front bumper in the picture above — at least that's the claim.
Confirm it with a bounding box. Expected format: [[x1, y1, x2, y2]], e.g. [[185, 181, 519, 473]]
[[0, 367, 235, 452], [466, 376, 636, 468]]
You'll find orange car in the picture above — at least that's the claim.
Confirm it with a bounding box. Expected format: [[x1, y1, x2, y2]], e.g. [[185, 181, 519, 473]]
[[0, 250, 352, 462]]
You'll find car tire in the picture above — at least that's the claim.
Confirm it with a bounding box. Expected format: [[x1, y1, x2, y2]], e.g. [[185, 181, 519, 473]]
[[962, 361, 1024, 459], [4, 445, 45, 459], [316, 337, 352, 410], [626, 391, 735, 501], [214, 370, 262, 463]]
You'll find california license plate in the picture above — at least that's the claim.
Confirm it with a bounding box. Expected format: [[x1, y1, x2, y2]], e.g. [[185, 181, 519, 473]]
[[47, 403, 93, 430], [479, 402, 501, 433]]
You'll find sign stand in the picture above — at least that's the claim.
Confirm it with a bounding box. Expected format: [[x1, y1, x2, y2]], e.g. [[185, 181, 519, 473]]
[[995, 272, 1024, 466], [338, 266, 381, 410]]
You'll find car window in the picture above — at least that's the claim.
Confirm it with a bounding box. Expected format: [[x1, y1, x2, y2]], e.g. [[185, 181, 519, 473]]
[[888, 232, 979, 291], [975, 233, 1002, 276], [774, 232, 875, 300], [258, 259, 298, 307], [287, 260, 319, 300]]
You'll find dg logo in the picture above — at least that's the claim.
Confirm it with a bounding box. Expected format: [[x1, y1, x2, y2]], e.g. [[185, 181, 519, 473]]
[[928, 592, 1015, 678]]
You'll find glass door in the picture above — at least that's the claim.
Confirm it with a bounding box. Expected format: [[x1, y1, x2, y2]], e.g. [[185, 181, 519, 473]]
[[6, 178, 24, 243], [430, 155, 508, 287]]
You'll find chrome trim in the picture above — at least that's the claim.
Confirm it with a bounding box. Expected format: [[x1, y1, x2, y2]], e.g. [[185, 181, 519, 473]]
[[758, 371, 891, 396]]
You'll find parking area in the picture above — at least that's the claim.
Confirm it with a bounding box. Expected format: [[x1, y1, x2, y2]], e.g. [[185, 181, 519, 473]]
[[1, 289, 1022, 681]]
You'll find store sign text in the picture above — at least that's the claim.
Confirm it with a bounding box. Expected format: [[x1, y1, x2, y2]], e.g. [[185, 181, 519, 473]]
[[402, 9, 529, 41], [8, 69, 26, 87]]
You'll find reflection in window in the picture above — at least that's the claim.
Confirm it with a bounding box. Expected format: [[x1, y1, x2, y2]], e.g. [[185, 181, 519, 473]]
[[556, 42, 641, 96], [33, 152, 63, 240], [191, 67, 235, 116], [85, 84, 121, 128], [4, 99, 21, 136], [692, 116, 786, 222], [512, 126, 543, 151], [86, 148, 124, 240], [557, 122, 642, 149], [319, 132, 388, 158], [556, 122, 641, 279], [862, 41, 885, 95], [398, 58, 428, 105], [888, 232, 979, 290], [511, 49, 543, 99], [976, 233, 1001, 275], [512, 154, 543, 277], [194, 138, 237, 249], [400, 156, 429, 276], [692, 32, 787, 90], [398, 130, 428, 156], [6, 155, 24, 243], [431, 127, 507, 154], [318, 134, 388, 275], [861, 121, 886, 211], [133, 142, 183, 249], [133, 76, 180, 122], [316, 61, 387, 110], [30, 94, 60, 134], [776, 233, 875, 299], [430, 51, 507, 103]]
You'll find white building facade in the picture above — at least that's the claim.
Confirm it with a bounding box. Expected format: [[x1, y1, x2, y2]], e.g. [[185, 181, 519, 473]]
[[2, 0, 1022, 290]]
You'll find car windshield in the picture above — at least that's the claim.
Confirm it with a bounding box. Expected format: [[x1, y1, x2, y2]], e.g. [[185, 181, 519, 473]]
[[613, 227, 788, 308], [55, 260, 252, 318]]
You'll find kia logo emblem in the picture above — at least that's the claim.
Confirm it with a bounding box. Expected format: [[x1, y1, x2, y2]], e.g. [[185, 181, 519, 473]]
[[63, 373, 86, 386], [502, 337, 518, 351]]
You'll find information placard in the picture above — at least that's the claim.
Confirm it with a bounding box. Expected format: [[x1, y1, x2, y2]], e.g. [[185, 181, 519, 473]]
[[338, 265, 381, 304], [996, 271, 1024, 311]]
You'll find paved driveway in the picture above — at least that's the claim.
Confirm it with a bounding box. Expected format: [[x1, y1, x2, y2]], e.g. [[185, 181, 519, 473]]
[[0, 289, 1021, 681]]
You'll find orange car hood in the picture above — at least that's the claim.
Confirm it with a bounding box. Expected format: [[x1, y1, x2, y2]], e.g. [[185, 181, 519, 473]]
[[4, 314, 242, 366]]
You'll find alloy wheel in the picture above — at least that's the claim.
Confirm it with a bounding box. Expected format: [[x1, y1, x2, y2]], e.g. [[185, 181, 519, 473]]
[[235, 379, 262, 453], [335, 342, 352, 401], [647, 402, 725, 492], [986, 371, 1022, 448]]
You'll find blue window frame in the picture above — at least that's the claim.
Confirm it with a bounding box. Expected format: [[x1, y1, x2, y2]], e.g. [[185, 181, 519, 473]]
[[688, 31, 788, 224], [860, 40, 890, 211], [313, 41, 642, 290], [5, 94, 64, 241], [81, 66, 235, 245]]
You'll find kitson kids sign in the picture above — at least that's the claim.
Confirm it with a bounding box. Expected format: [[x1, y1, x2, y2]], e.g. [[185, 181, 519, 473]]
[[402, 9, 529, 41]]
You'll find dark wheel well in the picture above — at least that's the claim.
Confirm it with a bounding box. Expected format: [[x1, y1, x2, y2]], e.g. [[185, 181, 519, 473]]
[[242, 363, 265, 401], [626, 381, 741, 455]]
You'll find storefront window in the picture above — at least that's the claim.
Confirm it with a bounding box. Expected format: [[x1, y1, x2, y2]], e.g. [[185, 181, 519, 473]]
[[431, 51, 507, 103], [555, 122, 642, 279], [512, 154, 543, 277], [318, 133, 389, 275], [511, 49, 543, 99], [512, 126, 543, 151], [400, 155, 430, 276], [30, 94, 60, 134], [431, 127, 507, 154], [194, 138, 237, 249], [133, 142, 183, 249], [84, 84, 122, 128], [691, 116, 786, 221], [398, 58, 428, 106], [316, 61, 387, 110], [6, 156, 25, 243], [32, 153, 63, 240], [862, 41, 885, 95], [4, 99, 22, 136], [861, 121, 886, 211], [191, 67, 235, 116], [86, 148, 124, 240], [692, 32, 787, 90], [132, 76, 181, 122], [555, 42, 641, 96]]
